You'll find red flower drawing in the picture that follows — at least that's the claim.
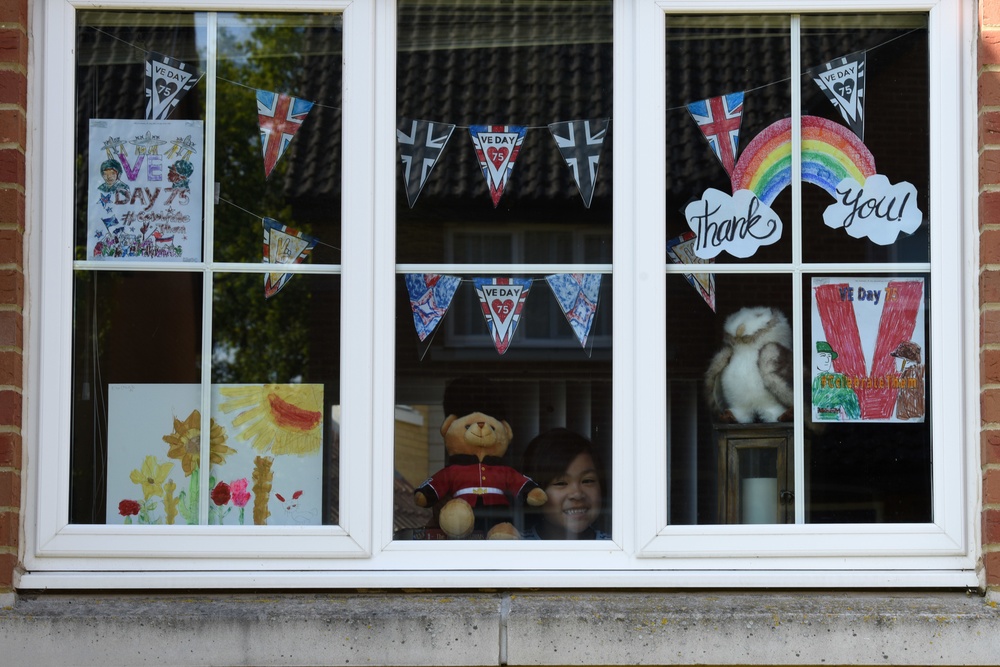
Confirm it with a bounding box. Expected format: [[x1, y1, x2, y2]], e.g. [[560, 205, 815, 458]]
[[118, 499, 140, 516], [211, 481, 231, 506], [229, 478, 251, 508]]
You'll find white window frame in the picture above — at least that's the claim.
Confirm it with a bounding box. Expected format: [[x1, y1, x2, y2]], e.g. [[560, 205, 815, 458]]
[[20, 0, 980, 589]]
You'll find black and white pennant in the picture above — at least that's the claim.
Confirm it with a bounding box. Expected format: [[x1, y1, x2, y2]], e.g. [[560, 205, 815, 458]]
[[144, 52, 202, 121], [397, 118, 456, 208], [548, 118, 610, 208], [809, 52, 866, 140]]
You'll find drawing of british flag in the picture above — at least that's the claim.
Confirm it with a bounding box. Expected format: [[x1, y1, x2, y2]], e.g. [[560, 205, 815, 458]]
[[686, 92, 744, 177], [257, 90, 314, 179], [398, 119, 456, 208]]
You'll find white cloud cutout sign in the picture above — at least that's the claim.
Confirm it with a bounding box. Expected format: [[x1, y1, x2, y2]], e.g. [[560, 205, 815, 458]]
[[684, 188, 783, 259], [822, 174, 922, 246]]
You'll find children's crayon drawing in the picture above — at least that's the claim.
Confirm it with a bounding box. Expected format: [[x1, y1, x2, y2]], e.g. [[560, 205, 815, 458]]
[[106, 383, 324, 525], [88, 119, 204, 262], [811, 277, 925, 423]]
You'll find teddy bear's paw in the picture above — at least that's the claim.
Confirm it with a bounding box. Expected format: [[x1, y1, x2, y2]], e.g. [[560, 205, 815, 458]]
[[439, 498, 475, 539], [486, 522, 521, 540]]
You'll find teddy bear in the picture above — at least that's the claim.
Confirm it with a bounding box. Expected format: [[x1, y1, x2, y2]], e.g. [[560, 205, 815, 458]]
[[414, 376, 547, 539]]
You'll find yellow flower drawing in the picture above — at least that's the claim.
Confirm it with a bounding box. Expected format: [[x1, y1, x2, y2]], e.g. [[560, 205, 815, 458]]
[[129, 455, 173, 500], [162, 409, 235, 476], [218, 384, 323, 456]]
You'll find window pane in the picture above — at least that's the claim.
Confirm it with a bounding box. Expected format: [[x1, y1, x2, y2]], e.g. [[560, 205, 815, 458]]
[[211, 273, 341, 525], [394, 0, 614, 541], [666, 273, 793, 525], [804, 274, 931, 523], [71, 271, 204, 524], [393, 274, 612, 540], [214, 13, 343, 265], [395, 0, 613, 265], [75, 11, 208, 258], [800, 15, 929, 264], [664, 15, 792, 266]]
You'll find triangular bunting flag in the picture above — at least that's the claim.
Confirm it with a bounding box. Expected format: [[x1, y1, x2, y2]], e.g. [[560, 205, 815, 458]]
[[666, 231, 716, 312], [262, 217, 318, 299], [469, 125, 527, 207], [546, 274, 602, 348], [473, 277, 532, 354], [547, 119, 609, 208], [809, 52, 866, 140], [686, 92, 744, 177], [398, 118, 456, 208], [257, 90, 314, 179], [145, 52, 202, 120], [405, 274, 461, 342]]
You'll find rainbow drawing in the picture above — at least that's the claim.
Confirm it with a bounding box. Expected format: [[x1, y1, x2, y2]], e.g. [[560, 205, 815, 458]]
[[731, 116, 876, 205]]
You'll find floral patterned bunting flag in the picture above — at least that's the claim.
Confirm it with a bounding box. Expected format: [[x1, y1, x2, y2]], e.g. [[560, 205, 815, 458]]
[[257, 90, 314, 179], [469, 125, 527, 207], [262, 217, 318, 299], [473, 277, 532, 354], [547, 119, 609, 208], [145, 52, 202, 120], [405, 274, 462, 342], [546, 273, 602, 348]]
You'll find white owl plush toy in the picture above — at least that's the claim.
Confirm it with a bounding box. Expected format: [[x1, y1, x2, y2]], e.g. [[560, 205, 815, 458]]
[[704, 306, 794, 423]]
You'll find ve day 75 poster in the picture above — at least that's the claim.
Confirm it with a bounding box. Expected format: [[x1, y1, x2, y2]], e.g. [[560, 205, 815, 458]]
[[811, 276, 926, 423], [88, 119, 203, 261]]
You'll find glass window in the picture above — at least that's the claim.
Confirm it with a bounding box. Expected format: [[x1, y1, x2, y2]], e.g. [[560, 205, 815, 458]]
[[24, 0, 974, 587], [70, 10, 343, 527], [392, 0, 613, 541]]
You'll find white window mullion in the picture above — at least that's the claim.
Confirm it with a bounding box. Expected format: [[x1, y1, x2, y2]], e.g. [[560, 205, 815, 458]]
[[197, 11, 220, 527], [790, 15, 805, 524]]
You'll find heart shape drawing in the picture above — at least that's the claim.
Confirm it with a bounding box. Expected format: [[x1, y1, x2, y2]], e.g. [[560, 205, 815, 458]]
[[833, 78, 854, 100], [156, 79, 178, 98], [491, 299, 514, 323], [487, 147, 509, 170]]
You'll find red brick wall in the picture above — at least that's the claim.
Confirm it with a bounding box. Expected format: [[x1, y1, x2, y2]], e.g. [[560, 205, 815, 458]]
[[0, 0, 26, 593], [983, 0, 1000, 594]]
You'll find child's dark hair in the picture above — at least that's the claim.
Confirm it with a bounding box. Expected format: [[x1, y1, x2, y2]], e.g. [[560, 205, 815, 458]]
[[522, 428, 604, 490]]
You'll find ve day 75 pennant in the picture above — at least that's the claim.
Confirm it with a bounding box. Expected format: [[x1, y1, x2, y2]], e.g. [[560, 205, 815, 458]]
[[262, 217, 318, 299], [469, 125, 527, 207], [474, 278, 532, 354], [547, 119, 610, 209], [398, 119, 456, 208], [809, 52, 866, 140], [257, 90, 314, 179], [145, 52, 203, 121]]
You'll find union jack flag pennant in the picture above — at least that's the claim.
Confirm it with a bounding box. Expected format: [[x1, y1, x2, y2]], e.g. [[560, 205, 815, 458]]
[[686, 92, 744, 177], [145, 52, 202, 120], [546, 274, 602, 349], [473, 277, 532, 355], [397, 118, 456, 208], [469, 125, 527, 207], [257, 90, 314, 179], [547, 119, 609, 209], [666, 231, 716, 312], [809, 52, 866, 140], [405, 274, 462, 342], [262, 217, 318, 299]]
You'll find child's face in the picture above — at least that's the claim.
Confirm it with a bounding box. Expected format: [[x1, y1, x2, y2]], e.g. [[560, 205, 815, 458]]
[[541, 453, 601, 537], [102, 168, 119, 186]]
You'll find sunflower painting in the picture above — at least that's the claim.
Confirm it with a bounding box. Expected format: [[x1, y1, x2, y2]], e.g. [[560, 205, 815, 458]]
[[106, 383, 326, 526]]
